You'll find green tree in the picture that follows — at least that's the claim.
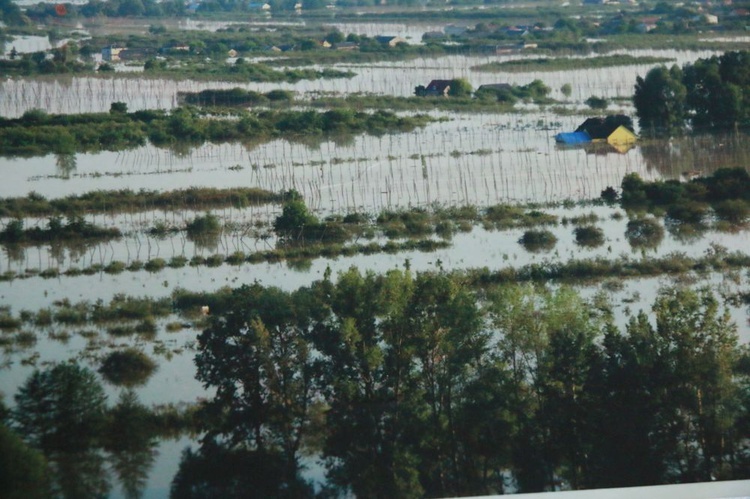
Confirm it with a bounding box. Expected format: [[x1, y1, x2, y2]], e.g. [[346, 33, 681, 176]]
[[633, 65, 687, 136], [684, 56, 746, 130], [273, 191, 318, 239], [448, 78, 472, 97], [403, 272, 490, 496], [314, 268, 424, 498], [0, 424, 49, 499], [13, 362, 107, 451], [195, 283, 316, 491], [110, 101, 128, 114]]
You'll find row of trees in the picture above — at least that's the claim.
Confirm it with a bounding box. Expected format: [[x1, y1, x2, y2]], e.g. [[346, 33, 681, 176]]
[[0, 106, 432, 156], [634, 50, 750, 135], [414, 79, 551, 103], [184, 270, 750, 496]]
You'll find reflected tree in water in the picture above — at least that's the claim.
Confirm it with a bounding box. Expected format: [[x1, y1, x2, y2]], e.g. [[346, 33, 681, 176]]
[[9, 363, 165, 499], [12, 362, 112, 498], [105, 391, 159, 499], [54, 153, 77, 180]]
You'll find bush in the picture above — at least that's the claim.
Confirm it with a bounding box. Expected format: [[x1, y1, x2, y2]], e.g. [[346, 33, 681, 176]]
[[144, 258, 167, 272], [601, 186, 618, 204], [99, 348, 158, 387], [186, 213, 221, 237], [666, 201, 708, 224], [625, 217, 664, 249], [519, 229, 557, 252], [714, 199, 750, 224], [574, 226, 605, 248], [585, 96, 608, 110]]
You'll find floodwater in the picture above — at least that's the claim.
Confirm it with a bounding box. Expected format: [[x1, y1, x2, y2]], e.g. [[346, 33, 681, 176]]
[[0, 48, 718, 116], [1, 36, 749, 497]]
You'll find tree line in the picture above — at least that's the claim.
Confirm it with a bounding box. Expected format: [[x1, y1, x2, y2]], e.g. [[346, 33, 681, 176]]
[[178, 270, 750, 496], [634, 50, 750, 135], [2, 268, 749, 496], [0, 105, 433, 156]]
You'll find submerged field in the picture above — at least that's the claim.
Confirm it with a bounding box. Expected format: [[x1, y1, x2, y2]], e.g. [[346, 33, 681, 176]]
[[1, 15, 750, 498]]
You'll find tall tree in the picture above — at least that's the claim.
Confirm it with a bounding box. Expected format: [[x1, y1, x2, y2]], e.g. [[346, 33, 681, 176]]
[[634, 65, 687, 136], [315, 268, 424, 498], [194, 283, 316, 493], [13, 362, 107, 451]]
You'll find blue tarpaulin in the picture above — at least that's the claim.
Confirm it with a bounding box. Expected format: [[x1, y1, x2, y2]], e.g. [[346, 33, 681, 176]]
[[555, 131, 591, 144]]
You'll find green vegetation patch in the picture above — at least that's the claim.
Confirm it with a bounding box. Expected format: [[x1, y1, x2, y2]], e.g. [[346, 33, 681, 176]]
[[99, 348, 158, 387], [473, 55, 673, 73], [0, 106, 434, 157], [0, 187, 282, 219]]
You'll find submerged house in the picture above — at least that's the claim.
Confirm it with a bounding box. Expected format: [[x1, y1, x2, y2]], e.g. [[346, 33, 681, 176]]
[[556, 115, 637, 152], [415, 79, 453, 97]]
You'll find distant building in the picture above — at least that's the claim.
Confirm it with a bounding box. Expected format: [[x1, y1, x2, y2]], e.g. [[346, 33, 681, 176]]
[[118, 48, 153, 61], [375, 35, 407, 47], [444, 24, 468, 36], [556, 115, 637, 153], [423, 79, 452, 96], [102, 45, 125, 62]]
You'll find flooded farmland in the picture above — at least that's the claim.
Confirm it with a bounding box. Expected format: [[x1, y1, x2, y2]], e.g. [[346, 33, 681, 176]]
[[2, 18, 750, 497]]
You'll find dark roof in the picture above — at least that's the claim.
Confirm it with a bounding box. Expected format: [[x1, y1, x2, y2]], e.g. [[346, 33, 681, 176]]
[[426, 79, 452, 92], [375, 36, 399, 44], [575, 115, 634, 140]]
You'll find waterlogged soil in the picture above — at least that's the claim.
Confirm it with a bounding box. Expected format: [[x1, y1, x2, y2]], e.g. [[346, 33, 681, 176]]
[[3, 115, 750, 213], [2, 204, 750, 310], [1, 44, 749, 496], [0, 49, 718, 116]]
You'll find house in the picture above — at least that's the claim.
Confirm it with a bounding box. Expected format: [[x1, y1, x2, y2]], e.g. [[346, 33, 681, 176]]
[[118, 48, 153, 61], [375, 35, 407, 47], [423, 79, 452, 96], [636, 16, 660, 33], [160, 43, 190, 54], [703, 14, 719, 24], [556, 115, 637, 151], [555, 131, 591, 145], [444, 24, 468, 36], [422, 31, 446, 41], [102, 45, 125, 62], [576, 115, 636, 144]]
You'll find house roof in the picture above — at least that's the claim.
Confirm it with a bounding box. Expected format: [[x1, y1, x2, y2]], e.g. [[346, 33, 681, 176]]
[[426, 80, 452, 92], [575, 115, 634, 140], [555, 131, 591, 145]]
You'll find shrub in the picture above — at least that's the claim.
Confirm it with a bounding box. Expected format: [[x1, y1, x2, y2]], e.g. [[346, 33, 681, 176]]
[[625, 217, 664, 249], [601, 186, 618, 204], [585, 96, 608, 109], [574, 226, 605, 248], [169, 256, 188, 268], [714, 199, 750, 224], [666, 201, 708, 224], [519, 229, 557, 252], [104, 261, 127, 274], [99, 348, 158, 387], [186, 213, 221, 237], [144, 258, 167, 272]]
